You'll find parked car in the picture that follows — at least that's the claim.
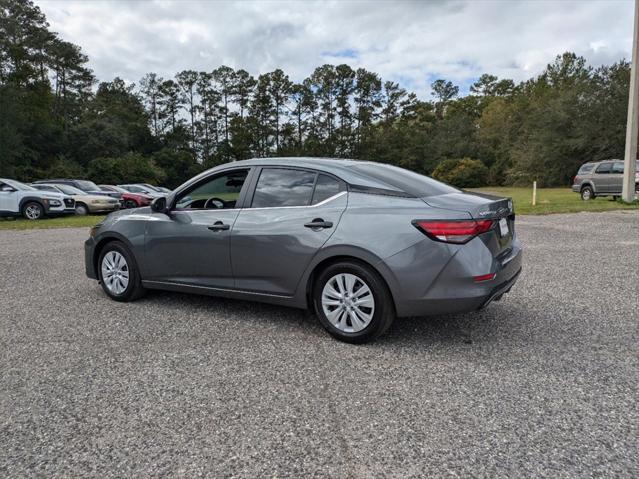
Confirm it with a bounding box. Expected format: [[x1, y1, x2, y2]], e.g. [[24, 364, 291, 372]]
[[31, 183, 120, 215], [0, 178, 75, 220], [117, 184, 165, 198], [155, 186, 172, 194], [85, 158, 522, 344], [99, 185, 153, 209], [33, 178, 120, 199], [572, 159, 639, 200]]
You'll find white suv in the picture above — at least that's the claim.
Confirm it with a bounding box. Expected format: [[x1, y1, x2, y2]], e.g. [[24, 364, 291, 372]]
[[0, 178, 76, 220]]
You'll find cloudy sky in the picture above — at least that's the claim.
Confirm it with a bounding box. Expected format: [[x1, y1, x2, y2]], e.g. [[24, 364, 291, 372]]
[[37, 0, 634, 98]]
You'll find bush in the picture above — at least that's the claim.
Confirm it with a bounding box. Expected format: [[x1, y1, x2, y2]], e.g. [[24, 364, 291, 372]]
[[87, 152, 166, 185], [432, 158, 489, 188]]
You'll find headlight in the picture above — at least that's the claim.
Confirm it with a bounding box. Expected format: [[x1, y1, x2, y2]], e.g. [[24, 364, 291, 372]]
[[48, 199, 61, 206], [90, 199, 101, 204]]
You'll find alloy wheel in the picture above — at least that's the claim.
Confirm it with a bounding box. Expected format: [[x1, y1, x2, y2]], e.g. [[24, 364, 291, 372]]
[[101, 251, 130, 295], [321, 273, 375, 333], [25, 204, 42, 220]]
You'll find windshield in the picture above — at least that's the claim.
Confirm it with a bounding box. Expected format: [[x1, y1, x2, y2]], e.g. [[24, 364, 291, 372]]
[[75, 180, 100, 192], [141, 183, 161, 192], [102, 185, 127, 193], [350, 163, 460, 197], [6, 179, 36, 191], [52, 184, 85, 195]]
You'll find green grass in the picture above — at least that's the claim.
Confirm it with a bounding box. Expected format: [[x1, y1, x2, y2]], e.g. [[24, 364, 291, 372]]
[[1, 188, 637, 230], [472, 187, 639, 215], [0, 214, 106, 230]]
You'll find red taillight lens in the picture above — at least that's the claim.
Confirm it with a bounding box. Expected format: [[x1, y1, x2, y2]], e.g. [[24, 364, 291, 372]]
[[413, 219, 495, 244]]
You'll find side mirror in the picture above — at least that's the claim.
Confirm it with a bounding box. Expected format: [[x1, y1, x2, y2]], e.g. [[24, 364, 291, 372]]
[[0, 186, 16, 193], [151, 196, 168, 213]]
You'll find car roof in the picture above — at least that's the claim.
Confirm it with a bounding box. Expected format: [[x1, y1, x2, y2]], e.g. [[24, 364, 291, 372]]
[[199, 157, 408, 193]]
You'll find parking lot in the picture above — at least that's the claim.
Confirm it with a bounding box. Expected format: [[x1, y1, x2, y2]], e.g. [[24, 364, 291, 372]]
[[1, 211, 638, 477]]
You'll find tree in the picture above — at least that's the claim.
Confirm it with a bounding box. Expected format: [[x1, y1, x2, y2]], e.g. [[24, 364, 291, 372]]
[[175, 69, 199, 158], [140, 73, 163, 137], [431, 79, 459, 119]]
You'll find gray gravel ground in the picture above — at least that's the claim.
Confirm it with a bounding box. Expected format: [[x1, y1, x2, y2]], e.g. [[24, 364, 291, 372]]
[[1, 210, 638, 478]]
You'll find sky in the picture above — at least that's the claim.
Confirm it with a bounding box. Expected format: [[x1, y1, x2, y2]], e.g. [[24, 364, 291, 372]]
[[36, 0, 635, 98]]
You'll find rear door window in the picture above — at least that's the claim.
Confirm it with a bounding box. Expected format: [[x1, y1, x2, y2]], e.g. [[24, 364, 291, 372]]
[[311, 174, 345, 205], [596, 163, 612, 174], [350, 163, 459, 197], [252, 168, 316, 208]]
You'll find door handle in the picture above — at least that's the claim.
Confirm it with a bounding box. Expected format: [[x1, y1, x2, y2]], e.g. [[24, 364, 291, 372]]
[[208, 221, 230, 231], [304, 218, 333, 229]]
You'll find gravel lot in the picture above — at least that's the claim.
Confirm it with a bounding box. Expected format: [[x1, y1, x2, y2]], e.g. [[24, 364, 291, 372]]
[[1, 211, 638, 478]]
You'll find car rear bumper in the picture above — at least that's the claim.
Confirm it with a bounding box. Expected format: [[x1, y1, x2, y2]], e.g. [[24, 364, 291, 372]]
[[571, 185, 581, 193], [384, 235, 523, 317]]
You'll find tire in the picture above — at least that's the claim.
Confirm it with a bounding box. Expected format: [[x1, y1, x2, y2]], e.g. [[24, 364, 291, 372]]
[[313, 260, 395, 344], [124, 199, 137, 209], [75, 203, 89, 215], [580, 186, 595, 201], [21, 201, 44, 220], [98, 241, 145, 302]]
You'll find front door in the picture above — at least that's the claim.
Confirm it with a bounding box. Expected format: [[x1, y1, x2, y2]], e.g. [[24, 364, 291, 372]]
[[0, 182, 18, 214], [610, 161, 625, 194], [144, 168, 251, 289], [231, 167, 347, 296]]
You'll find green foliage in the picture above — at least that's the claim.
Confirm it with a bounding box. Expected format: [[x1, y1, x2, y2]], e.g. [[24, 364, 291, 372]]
[[0, 0, 635, 189], [432, 158, 489, 188]]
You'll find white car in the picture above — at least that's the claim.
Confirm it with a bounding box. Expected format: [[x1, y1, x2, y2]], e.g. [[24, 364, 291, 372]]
[[0, 178, 75, 220]]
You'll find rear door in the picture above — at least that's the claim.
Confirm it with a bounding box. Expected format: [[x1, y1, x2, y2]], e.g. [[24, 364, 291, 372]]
[[593, 162, 613, 193], [610, 161, 624, 194], [231, 167, 347, 296]]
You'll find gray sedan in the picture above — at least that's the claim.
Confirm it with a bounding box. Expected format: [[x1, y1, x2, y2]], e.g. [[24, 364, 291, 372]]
[[85, 158, 522, 343]]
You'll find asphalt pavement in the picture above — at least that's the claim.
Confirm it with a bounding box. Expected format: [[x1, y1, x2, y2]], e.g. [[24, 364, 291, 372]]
[[1, 210, 638, 477]]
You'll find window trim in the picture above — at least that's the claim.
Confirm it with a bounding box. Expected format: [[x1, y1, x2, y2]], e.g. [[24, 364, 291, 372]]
[[247, 166, 346, 210], [171, 167, 253, 212]]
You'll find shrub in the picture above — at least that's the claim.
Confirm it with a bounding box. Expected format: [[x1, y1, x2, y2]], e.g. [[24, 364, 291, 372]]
[[432, 158, 489, 188]]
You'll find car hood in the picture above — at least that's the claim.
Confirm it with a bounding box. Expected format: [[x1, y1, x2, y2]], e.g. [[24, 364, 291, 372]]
[[422, 191, 514, 219]]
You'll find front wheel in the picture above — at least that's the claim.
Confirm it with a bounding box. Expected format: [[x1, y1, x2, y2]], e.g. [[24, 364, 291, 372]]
[[124, 199, 137, 209], [22, 202, 44, 220], [98, 241, 145, 302], [313, 261, 395, 344], [581, 186, 595, 201]]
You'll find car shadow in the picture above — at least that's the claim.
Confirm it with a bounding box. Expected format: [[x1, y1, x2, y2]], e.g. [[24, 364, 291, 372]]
[[137, 289, 526, 348]]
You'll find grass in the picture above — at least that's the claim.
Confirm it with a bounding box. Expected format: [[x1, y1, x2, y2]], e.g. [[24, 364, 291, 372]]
[[0, 214, 106, 230], [472, 187, 639, 215], [1, 188, 637, 230]]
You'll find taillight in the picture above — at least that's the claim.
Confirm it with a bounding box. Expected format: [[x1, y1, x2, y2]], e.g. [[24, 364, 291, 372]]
[[573, 176, 579, 185], [412, 219, 495, 244]]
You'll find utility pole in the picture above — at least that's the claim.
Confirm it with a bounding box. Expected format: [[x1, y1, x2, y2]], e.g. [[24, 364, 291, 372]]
[[622, 0, 639, 202]]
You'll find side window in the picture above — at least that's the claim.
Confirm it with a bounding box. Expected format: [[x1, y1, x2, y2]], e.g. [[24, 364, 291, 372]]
[[252, 168, 316, 208], [175, 169, 249, 210], [0, 182, 13, 192], [596, 163, 612, 174], [611, 162, 624, 174], [312, 174, 345, 204], [577, 164, 594, 175]]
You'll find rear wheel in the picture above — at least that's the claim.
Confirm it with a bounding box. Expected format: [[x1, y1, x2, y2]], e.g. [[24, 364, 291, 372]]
[[124, 199, 137, 209], [313, 261, 394, 344], [75, 203, 89, 215], [581, 186, 594, 201], [98, 241, 145, 302], [22, 202, 44, 220]]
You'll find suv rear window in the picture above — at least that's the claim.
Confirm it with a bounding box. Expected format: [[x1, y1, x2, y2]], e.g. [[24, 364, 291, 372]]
[[350, 163, 459, 197], [577, 164, 594, 174]]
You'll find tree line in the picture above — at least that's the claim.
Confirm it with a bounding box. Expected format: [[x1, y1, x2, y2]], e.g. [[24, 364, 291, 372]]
[[0, 0, 633, 188]]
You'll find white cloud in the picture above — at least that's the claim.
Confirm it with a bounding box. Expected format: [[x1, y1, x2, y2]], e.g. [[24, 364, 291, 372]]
[[37, 0, 634, 98]]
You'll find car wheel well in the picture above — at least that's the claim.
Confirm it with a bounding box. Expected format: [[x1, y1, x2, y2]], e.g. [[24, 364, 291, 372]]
[[306, 255, 395, 310], [20, 199, 44, 211], [580, 183, 593, 192], [93, 237, 122, 275]]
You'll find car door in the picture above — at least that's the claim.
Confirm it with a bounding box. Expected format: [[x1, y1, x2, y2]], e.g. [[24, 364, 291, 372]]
[[144, 168, 252, 289], [594, 162, 613, 193], [610, 161, 624, 194], [231, 167, 347, 296]]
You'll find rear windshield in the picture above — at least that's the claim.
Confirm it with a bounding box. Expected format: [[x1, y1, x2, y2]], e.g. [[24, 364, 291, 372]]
[[349, 163, 459, 197], [577, 164, 594, 174]]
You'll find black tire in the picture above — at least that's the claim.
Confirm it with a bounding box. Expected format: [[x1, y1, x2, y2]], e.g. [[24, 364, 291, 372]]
[[580, 186, 595, 201], [21, 201, 44, 220], [313, 260, 395, 344], [97, 241, 145, 302], [75, 203, 89, 215], [124, 199, 137, 209]]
